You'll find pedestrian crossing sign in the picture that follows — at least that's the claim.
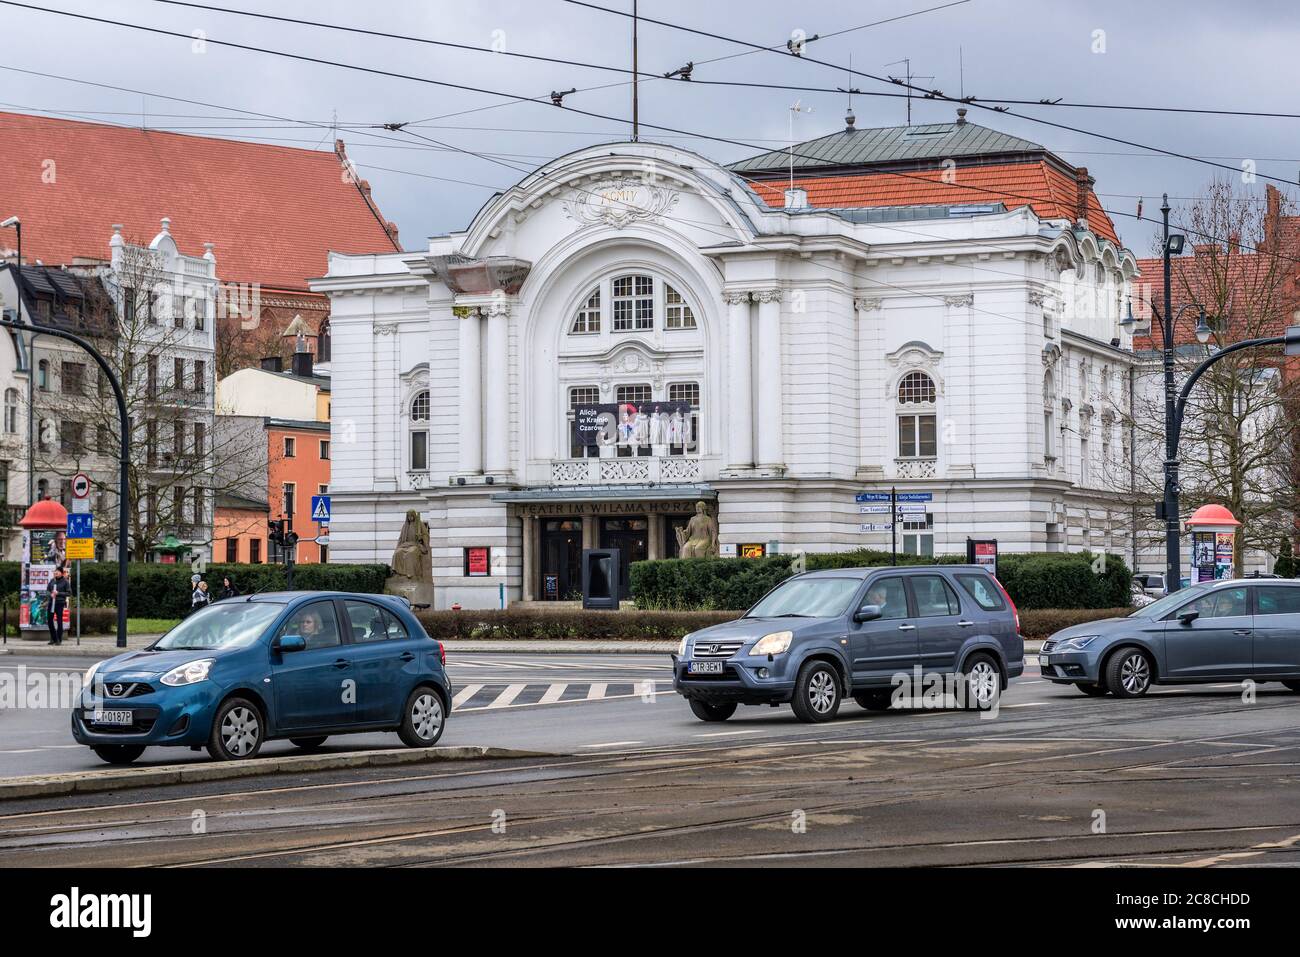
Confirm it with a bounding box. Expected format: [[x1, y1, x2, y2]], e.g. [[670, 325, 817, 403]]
[[311, 495, 331, 523]]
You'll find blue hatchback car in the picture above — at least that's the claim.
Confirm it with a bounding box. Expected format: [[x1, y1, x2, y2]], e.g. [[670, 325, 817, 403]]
[[73, 592, 452, 764]]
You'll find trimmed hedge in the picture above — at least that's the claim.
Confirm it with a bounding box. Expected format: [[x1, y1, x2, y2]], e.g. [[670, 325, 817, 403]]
[[1018, 607, 1131, 641], [629, 549, 1132, 611], [0, 561, 389, 619], [416, 608, 738, 642]]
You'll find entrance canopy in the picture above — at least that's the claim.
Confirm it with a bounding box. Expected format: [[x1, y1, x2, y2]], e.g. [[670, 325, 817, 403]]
[[490, 484, 715, 505]]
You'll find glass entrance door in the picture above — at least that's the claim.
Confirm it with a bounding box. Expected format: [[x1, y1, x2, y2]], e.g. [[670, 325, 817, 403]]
[[540, 519, 583, 600], [599, 517, 648, 600]]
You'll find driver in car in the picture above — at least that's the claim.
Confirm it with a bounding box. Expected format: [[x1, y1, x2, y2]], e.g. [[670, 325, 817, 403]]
[[296, 608, 334, 649]]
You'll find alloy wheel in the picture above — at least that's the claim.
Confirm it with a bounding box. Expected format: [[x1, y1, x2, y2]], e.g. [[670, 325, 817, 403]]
[[968, 660, 999, 706], [221, 706, 260, 757], [808, 671, 837, 714], [411, 692, 443, 741], [1119, 653, 1150, 694]]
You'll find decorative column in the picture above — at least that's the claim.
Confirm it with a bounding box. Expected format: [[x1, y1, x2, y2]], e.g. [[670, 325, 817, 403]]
[[754, 288, 784, 468], [855, 297, 885, 477], [483, 300, 511, 474], [520, 515, 536, 601], [456, 307, 483, 474], [725, 291, 754, 469]]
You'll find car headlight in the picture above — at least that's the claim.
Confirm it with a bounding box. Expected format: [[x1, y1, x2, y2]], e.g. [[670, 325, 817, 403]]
[[160, 658, 215, 686], [1056, 635, 1098, 651], [677, 634, 691, 657], [749, 631, 793, 656], [82, 661, 100, 691]]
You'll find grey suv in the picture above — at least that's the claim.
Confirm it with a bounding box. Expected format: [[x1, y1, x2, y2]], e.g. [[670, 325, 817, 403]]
[[671, 565, 1024, 722], [1041, 578, 1300, 697]]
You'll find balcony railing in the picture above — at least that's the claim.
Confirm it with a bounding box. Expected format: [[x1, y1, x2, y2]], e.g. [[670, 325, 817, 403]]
[[894, 457, 938, 479], [551, 456, 702, 485]]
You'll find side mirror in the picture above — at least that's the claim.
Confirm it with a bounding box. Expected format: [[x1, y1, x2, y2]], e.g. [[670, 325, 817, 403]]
[[1177, 610, 1200, 626], [854, 604, 883, 623], [277, 634, 307, 653]]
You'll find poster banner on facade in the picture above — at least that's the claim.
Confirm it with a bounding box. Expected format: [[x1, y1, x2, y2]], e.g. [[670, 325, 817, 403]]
[[740, 543, 766, 559], [572, 401, 694, 450], [465, 546, 490, 577]]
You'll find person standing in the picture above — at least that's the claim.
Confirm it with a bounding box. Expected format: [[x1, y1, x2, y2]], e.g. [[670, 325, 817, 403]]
[[191, 578, 211, 615], [46, 566, 70, 645], [218, 576, 239, 600]]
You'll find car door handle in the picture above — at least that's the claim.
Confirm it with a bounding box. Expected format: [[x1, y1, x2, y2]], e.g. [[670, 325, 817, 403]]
[[898, 624, 916, 631], [1233, 630, 1252, 636], [958, 620, 975, 627], [333, 658, 351, 669], [398, 651, 415, 662]]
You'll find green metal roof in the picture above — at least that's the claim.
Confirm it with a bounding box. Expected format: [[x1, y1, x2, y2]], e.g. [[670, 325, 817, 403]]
[[727, 118, 1046, 175]]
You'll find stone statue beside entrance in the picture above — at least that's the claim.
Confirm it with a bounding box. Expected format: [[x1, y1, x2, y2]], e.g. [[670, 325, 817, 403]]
[[675, 500, 719, 558], [386, 509, 434, 606]]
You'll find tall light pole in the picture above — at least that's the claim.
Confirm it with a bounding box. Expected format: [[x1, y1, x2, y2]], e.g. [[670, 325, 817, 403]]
[[0, 215, 32, 506]]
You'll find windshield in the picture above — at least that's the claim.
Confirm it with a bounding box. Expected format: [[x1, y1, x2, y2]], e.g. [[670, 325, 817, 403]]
[[1129, 582, 1212, 619], [152, 601, 287, 651], [746, 578, 861, 619]]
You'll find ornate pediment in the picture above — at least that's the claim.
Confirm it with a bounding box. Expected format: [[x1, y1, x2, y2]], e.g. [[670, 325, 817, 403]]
[[563, 177, 681, 228]]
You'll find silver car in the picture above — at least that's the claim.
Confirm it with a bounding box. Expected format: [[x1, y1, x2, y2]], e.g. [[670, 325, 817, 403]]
[[1041, 579, 1300, 697]]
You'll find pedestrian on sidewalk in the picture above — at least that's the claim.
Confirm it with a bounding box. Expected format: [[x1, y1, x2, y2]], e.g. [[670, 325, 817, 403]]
[[46, 566, 70, 645], [191, 578, 211, 615], [217, 576, 239, 601]]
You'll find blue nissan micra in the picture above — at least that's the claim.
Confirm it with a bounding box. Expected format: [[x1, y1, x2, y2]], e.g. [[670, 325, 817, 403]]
[[72, 592, 452, 764]]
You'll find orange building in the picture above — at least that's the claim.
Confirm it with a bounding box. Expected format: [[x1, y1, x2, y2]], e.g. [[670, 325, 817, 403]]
[[267, 419, 331, 564]]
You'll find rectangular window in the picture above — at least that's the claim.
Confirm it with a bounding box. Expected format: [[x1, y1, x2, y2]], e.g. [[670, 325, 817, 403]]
[[898, 414, 937, 458], [174, 298, 185, 329], [612, 275, 653, 331], [61, 361, 85, 395], [174, 358, 184, 390], [319, 439, 330, 460], [173, 421, 184, 457], [193, 360, 206, 393], [568, 385, 600, 458], [284, 436, 296, 458], [172, 486, 185, 523], [616, 384, 652, 406], [59, 420, 85, 455], [226, 538, 239, 563], [123, 286, 137, 323], [147, 356, 158, 398], [283, 482, 296, 524], [410, 430, 428, 471], [902, 513, 934, 557], [249, 538, 261, 564], [146, 420, 157, 465], [194, 297, 206, 331], [193, 487, 203, 527], [194, 422, 205, 460]]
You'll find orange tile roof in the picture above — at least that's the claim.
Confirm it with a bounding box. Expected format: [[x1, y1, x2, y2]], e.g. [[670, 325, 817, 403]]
[[0, 111, 400, 292], [743, 161, 1120, 245]]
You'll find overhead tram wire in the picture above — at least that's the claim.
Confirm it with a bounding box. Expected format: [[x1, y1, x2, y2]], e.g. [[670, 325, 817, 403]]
[[3, 10, 1293, 268]]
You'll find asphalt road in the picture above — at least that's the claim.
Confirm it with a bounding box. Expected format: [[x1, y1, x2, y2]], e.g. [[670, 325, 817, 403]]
[[3, 651, 1300, 866]]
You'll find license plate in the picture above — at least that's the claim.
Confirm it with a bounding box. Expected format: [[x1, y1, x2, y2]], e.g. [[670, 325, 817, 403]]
[[90, 710, 133, 726], [688, 661, 724, 674]]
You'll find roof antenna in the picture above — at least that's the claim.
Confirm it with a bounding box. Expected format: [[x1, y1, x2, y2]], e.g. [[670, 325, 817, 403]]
[[884, 58, 934, 126], [844, 53, 856, 130], [959, 46, 965, 101], [788, 100, 813, 192]]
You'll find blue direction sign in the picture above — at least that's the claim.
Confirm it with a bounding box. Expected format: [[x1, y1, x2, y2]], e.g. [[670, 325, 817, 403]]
[[310, 495, 331, 523], [66, 513, 93, 538], [856, 491, 934, 503]]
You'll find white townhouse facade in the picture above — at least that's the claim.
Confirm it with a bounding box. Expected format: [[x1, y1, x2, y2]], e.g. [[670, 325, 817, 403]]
[[314, 120, 1140, 609]]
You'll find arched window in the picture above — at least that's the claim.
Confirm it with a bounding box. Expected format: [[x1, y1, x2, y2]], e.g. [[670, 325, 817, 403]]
[[896, 371, 936, 459], [664, 284, 696, 329], [409, 390, 429, 471], [897, 371, 936, 404], [316, 319, 331, 362], [612, 274, 653, 331], [3, 388, 17, 434], [571, 288, 600, 334]]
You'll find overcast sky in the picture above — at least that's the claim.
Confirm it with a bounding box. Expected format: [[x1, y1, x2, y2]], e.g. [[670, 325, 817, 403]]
[[3, 0, 1299, 257]]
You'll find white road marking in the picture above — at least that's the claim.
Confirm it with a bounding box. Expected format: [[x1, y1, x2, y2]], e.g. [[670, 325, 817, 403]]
[[1001, 702, 1050, 709], [586, 682, 607, 700], [538, 683, 567, 705], [486, 684, 528, 709], [451, 684, 484, 710], [694, 729, 767, 738], [581, 740, 643, 749]]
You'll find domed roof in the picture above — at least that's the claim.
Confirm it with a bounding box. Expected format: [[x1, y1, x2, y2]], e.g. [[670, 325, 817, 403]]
[[19, 498, 69, 528], [1186, 504, 1241, 527]]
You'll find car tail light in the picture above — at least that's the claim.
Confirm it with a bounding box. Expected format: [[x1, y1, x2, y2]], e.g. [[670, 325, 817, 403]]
[[993, 576, 1020, 634], [435, 641, 445, 666]]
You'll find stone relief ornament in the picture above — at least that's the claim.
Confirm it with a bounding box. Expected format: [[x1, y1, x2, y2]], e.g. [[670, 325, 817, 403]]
[[943, 294, 974, 308], [563, 177, 680, 228]]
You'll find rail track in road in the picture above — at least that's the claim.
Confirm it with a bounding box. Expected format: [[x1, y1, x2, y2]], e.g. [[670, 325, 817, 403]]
[[2, 689, 1298, 867]]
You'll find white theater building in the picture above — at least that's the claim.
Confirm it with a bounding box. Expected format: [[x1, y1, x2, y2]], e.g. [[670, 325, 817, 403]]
[[314, 113, 1141, 608]]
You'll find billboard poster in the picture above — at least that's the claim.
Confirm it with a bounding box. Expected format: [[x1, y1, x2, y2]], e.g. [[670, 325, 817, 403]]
[[465, 546, 490, 577], [572, 401, 695, 451], [1192, 532, 1218, 583], [740, 543, 766, 559], [20, 529, 63, 631]]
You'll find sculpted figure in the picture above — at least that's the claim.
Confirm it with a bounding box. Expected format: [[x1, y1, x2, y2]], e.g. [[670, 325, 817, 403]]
[[675, 500, 719, 558]]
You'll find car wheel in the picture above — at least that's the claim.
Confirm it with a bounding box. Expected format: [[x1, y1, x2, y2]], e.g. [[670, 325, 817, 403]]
[[1106, 647, 1153, 698], [398, 687, 446, 748], [688, 699, 736, 722], [962, 653, 1003, 710], [853, 690, 893, 711], [289, 736, 329, 751], [206, 697, 265, 761], [92, 744, 145, 765], [1075, 682, 1109, 697], [791, 661, 841, 723], [1282, 680, 1300, 693]]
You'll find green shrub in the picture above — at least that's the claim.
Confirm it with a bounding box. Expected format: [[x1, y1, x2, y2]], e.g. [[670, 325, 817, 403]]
[[629, 556, 796, 610], [1019, 607, 1133, 640], [995, 552, 1131, 610]]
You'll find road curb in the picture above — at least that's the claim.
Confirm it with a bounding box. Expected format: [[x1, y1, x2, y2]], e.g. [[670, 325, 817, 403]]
[[0, 745, 559, 801]]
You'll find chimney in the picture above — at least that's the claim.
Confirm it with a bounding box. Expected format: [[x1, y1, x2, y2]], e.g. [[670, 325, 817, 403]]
[[1264, 184, 1282, 250], [1194, 244, 1217, 258], [783, 187, 809, 210], [291, 332, 314, 378], [955, 107, 968, 125], [261, 355, 283, 373], [1074, 167, 1092, 231]]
